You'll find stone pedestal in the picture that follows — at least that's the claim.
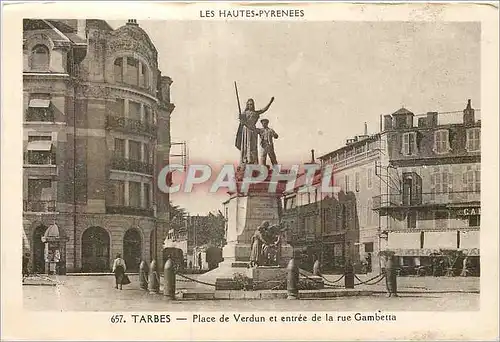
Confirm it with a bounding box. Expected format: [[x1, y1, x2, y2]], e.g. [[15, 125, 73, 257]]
[[247, 266, 288, 290], [197, 167, 293, 290]]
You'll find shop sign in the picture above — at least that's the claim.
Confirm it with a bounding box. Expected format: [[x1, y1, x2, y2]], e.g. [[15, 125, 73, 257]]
[[457, 207, 481, 216]]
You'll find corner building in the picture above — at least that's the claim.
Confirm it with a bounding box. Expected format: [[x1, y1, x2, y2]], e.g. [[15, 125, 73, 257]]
[[22, 19, 174, 273]]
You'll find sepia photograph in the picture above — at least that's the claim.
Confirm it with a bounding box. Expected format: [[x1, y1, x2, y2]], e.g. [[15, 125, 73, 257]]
[[2, 2, 499, 341]]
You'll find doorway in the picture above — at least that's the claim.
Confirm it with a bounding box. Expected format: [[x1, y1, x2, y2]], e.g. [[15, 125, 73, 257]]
[[33, 225, 47, 273], [81, 227, 110, 272], [123, 229, 142, 272]]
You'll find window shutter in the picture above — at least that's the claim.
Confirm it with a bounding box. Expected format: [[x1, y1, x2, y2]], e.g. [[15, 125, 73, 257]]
[[401, 133, 408, 155]]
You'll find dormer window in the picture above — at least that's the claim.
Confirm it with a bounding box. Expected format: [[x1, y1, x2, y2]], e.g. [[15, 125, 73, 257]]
[[31, 44, 50, 71], [434, 129, 451, 154], [401, 132, 418, 156], [466, 128, 480, 152]]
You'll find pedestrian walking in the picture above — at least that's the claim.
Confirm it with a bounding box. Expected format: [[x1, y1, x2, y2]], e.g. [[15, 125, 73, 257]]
[[112, 253, 127, 290]]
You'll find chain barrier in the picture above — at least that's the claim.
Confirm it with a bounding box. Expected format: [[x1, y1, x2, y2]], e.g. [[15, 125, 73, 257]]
[[176, 272, 217, 287], [320, 273, 345, 285], [354, 273, 386, 286], [299, 271, 343, 288]]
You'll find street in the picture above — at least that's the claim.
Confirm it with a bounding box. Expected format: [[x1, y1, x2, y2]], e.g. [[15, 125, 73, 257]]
[[23, 275, 479, 312]]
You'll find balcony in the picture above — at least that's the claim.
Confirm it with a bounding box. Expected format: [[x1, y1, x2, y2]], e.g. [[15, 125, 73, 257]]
[[24, 151, 56, 165], [373, 191, 481, 210], [24, 200, 56, 212], [106, 205, 154, 217], [110, 156, 154, 175], [106, 115, 157, 136]]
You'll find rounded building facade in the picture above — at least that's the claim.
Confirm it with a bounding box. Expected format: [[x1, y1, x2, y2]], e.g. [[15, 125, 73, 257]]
[[22, 19, 173, 273]]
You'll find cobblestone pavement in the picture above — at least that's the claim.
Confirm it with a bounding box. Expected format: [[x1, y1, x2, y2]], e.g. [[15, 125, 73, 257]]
[[23, 275, 479, 312]]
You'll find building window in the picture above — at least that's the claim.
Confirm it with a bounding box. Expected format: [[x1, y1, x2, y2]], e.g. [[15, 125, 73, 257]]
[[27, 178, 54, 212], [434, 211, 449, 230], [115, 99, 125, 117], [466, 128, 480, 152], [31, 44, 50, 71], [25, 136, 54, 165], [401, 132, 417, 156], [109, 180, 125, 206], [407, 211, 416, 229], [431, 167, 453, 199], [341, 204, 347, 230], [125, 57, 139, 86], [367, 168, 373, 189], [129, 101, 141, 121], [420, 231, 425, 249], [144, 106, 152, 125], [129, 141, 141, 161], [26, 94, 53, 122], [345, 174, 350, 192], [140, 62, 149, 88], [129, 181, 141, 207], [456, 230, 461, 249], [463, 166, 480, 193], [143, 144, 150, 163], [114, 138, 125, 158], [355, 172, 360, 192], [114, 58, 123, 83], [468, 215, 480, 227], [143, 183, 151, 209], [364, 242, 374, 253], [434, 129, 451, 154]]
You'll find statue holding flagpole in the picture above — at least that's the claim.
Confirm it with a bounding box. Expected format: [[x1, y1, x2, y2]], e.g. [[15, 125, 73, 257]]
[[234, 82, 275, 165]]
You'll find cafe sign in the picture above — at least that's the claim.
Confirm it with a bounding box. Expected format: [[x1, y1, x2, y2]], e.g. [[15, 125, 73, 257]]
[[457, 207, 481, 216]]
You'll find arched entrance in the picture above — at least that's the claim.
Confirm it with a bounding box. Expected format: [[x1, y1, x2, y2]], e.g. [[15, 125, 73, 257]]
[[33, 225, 47, 273], [81, 227, 110, 272], [123, 229, 142, 272]]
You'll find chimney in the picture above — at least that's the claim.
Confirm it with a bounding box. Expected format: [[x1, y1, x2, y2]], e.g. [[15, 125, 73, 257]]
[[383, 115, 393, 131], [427, 112, 438, 127], [77, 19, 86, 39], [127, 19, 138, 26], [364, 122, 368, 135], [310, 149, 315, 163], [463, 99, 475, 125]]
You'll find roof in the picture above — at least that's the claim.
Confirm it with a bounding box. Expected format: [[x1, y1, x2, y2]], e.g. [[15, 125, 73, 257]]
[[318, 133, 379, 160], [392, 107, 414, 116]]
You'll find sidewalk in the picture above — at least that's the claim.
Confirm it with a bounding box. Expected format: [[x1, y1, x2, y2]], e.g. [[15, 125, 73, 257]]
[[322, 273, 480, 293]]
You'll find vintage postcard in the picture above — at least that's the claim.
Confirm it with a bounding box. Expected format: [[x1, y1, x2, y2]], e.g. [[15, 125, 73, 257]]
[[1, 1, 499, 341]]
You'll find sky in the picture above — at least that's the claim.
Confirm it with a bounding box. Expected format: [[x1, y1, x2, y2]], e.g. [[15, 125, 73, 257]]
[[110, 20, 480, 215]]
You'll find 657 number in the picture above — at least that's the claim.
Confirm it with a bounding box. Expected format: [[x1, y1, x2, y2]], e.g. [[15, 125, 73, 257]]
[[110, 314, 125, 323]]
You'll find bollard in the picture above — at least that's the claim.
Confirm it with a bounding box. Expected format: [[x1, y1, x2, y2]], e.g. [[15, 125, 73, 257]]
[[385, 256, 398, 297], [163, 258, 176, 299], [139, 260, 149, 290], [313, 259, 321, 276], [286, 258, 299, 300], [148, 260, 159, 294], [344, 262, 355, 289]]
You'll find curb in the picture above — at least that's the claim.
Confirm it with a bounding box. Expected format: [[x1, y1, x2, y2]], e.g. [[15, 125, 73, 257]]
[[178, 289, 373, 300], [23, 282, 57, 287], [371, 290, 480, 294], [65, 273, 139, 276]]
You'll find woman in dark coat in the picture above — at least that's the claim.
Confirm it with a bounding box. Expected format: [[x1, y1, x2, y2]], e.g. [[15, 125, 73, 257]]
[[112, 253, 127, 290]]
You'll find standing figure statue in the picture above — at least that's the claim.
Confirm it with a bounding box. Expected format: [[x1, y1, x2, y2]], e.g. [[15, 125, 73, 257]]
[[235, 97, 275, 165], [257, 118, 279, 166]]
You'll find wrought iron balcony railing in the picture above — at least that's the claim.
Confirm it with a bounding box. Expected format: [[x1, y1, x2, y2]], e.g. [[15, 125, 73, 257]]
[[106, 115, 157, 136], [24, 200, 56, 212], [110, 156, 154, 175], [106, 205, 154, 217], [373, 191, 480, 210]]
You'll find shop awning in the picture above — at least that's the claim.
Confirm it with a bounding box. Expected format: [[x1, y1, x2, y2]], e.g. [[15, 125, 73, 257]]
[[27, 140, 52, 151], [29, 99, 51, 108]]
